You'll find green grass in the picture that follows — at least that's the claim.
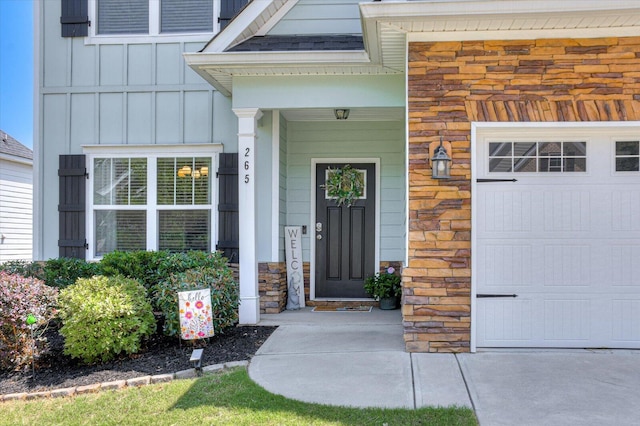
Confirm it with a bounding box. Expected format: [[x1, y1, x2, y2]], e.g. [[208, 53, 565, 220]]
[[0, 368, 477, 426]]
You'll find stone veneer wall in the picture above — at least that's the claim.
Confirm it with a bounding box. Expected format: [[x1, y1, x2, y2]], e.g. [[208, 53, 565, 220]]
[[258, 261, 404, 312], [406, 36, 640, 353]]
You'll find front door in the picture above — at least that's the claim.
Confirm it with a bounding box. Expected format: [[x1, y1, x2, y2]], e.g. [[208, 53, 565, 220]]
[[315, 163, 375, 298]]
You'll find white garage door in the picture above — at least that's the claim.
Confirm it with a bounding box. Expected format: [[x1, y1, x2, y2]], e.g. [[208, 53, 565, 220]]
[[476, 128, 640, 348]]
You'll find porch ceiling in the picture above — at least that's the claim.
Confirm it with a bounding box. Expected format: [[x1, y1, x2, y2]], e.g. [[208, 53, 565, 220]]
[[280, 107, 404, 122]]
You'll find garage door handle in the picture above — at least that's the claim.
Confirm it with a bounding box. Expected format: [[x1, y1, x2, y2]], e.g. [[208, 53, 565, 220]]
[[476, 294, 518, 298], [476, 179, 518, 183]]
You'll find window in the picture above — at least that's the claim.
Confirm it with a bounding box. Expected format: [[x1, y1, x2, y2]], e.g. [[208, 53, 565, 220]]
[[96, 0, 214, 35], [87, 148, 219, 259], [489, 141, 587, 173], [157, 157, 212, 252], [615, 141, 640, 172], [93, 158, 147, 255]]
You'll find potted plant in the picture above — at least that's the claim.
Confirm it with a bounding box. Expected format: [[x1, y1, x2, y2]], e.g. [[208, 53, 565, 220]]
[[364, 267, 401, 310]]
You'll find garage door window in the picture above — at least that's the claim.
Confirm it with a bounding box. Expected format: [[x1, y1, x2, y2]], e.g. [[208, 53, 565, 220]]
[[616, 141, 640, 172], [489, 141, 587, 173]]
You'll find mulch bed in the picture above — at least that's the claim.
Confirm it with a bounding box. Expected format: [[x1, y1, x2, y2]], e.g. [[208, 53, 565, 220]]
[[0, 324, 276, 395]]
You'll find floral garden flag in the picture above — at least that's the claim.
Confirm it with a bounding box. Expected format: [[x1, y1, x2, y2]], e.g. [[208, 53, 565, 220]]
[[178, 289, 214, 340]]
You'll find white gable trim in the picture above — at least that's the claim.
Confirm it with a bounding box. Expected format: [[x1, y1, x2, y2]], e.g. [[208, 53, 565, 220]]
[[202, 0, 293, 53]]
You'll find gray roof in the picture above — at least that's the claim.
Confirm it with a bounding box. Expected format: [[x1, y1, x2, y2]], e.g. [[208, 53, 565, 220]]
[[0, 130, 33, 161], [227, 35, 364, 52]]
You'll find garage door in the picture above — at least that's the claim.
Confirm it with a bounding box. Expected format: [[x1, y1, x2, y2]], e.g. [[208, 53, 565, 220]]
[[476, 128, 640, 348]]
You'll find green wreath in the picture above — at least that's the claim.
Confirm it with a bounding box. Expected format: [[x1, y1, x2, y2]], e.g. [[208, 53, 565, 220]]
[[322, 165, 365, 207]]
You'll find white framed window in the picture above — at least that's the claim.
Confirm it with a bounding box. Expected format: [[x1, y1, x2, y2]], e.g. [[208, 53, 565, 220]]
[[615, 141, 640, 172], [488, 141, 587, 173], [88, 0, 221, 43], [84, 144, 222, 260]]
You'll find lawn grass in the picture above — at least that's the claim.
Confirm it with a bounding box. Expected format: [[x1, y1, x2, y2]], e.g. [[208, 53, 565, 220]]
[[0, 368, 477, 426]]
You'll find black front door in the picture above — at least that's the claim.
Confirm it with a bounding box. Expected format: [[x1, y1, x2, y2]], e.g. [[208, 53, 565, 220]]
[[315, 163, 375, 298]]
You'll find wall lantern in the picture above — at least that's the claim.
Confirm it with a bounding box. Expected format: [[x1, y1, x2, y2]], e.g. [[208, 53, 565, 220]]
[[430, 137, 452, 179], [334, 108, 350, 120]]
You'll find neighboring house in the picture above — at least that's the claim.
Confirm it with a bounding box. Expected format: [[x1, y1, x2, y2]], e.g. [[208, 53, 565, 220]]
[[0, 131, 33, 262], [37, 0, 640, 353]]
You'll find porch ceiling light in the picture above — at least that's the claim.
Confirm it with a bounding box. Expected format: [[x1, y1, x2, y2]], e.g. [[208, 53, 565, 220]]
[[431, 137, 452, 179], [334, 109, 350, 120]]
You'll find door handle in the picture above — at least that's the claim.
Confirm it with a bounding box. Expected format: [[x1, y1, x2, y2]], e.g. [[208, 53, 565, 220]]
[[316, 234, 322, 240], [315, 222, 322, 232]]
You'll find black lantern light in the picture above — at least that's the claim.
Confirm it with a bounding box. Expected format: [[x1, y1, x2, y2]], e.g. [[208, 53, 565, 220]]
[[431, 137, 452, 179]]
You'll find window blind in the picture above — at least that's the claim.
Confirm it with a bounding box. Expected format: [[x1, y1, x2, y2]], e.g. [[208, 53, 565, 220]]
[[159, 210, 211, 252], [97, 0, 149, 35], [95, 210, 147, 256], [160, 0, 213, 33]]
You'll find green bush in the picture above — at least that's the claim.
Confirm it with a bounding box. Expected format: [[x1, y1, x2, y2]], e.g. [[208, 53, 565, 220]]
[[153, 264, 239, 338], [0, 272, 58, 370], [100, 250, 169, 292], [58, 275, 155, 364], [156, 251, 229, 280], [0, 260, 45, 281], [43, 257, 102, 289]]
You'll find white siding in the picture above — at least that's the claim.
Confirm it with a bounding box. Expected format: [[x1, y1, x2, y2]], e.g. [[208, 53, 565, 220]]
[[268, 0, 363, 35], [0, 160, 33, 262], [286, 120, 405, 262]]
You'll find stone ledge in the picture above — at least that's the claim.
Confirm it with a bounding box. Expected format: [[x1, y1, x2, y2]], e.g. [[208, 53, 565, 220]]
[[0, 362, 246, 404]]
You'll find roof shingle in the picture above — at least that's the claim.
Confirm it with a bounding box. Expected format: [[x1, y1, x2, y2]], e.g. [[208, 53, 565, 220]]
[[0, 130, 33, 161], [227, 35, 364, 52]]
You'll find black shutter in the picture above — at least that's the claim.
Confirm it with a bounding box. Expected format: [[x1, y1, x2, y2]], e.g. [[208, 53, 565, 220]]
[[219, 0, 251, 30], [61, 0, 90, 37], [217, 153, 239, 262], [58, 155, 87, 259]]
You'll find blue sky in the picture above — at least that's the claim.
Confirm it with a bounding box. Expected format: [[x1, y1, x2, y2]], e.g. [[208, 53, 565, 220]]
[[0, 0, 33, 148]]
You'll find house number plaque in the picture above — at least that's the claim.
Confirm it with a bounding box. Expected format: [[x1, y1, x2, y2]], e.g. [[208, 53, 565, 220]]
[[244, 147, 251, 183]]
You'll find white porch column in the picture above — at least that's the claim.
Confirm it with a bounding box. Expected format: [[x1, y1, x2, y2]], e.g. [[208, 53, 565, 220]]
[[234, 108, 263, 324]]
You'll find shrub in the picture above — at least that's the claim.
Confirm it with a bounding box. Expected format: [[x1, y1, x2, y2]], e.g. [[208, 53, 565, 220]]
[[148, 251, 232, 310], [153, 265, 239, 338], [43, 257, 102, 289], [58, 275, 155, 364], [156, 251, 229, 279], [100, 250, 169, 292], [0, 260, 45, 281], [363, 266, 402, 300], [0, 272, 58, 370]]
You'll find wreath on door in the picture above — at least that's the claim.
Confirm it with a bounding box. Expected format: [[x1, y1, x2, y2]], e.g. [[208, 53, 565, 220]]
[[322, 165, 365, 207]]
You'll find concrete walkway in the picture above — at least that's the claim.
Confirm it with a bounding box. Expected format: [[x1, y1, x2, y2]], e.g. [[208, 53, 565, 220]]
[[252, 307, 640, 425], [251, 307, 472, 409]]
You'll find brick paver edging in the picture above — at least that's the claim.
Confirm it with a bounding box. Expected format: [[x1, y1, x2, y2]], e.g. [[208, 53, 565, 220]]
[[0, 360, 249, 403]]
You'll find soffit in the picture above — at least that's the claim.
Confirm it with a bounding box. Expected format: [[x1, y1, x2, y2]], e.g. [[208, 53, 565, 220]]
[[361, 1, 640, 70], [187, 1, 640, 97]]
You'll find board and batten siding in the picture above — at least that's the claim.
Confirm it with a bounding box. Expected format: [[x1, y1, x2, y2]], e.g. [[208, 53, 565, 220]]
[[37, 0, 238, 260], [0, 160, 33, 262], [278, 113, 288, 261], [286, 120, 405, 263], [267, 0, 363, 36]]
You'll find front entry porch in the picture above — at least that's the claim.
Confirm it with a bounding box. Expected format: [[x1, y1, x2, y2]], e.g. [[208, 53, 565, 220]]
[[257, 261, 404, 314]]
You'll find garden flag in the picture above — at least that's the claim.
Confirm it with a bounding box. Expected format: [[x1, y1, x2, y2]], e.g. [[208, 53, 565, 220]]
[[178, 289, 214, 340]]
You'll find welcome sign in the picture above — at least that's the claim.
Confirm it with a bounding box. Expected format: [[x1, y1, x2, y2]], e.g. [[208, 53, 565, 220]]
[[178, 289, 214, 340], [285, 226, 305, 310]]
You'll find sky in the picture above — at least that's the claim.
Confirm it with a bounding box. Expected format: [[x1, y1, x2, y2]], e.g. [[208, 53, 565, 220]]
[[0, 0, 33, 148]]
